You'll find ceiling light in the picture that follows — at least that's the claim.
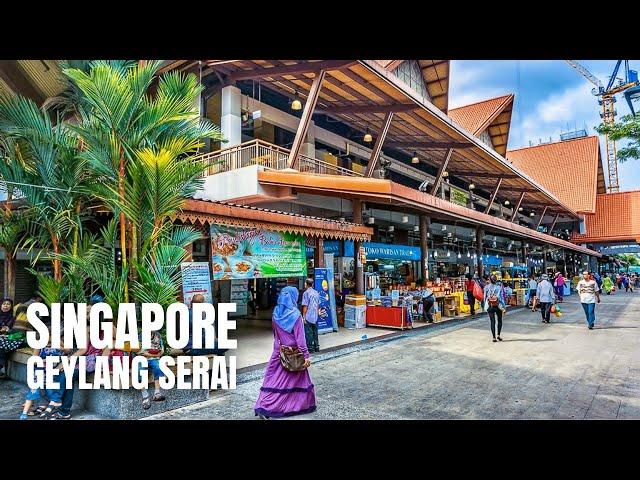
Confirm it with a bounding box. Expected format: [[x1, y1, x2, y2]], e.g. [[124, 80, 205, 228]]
[[414, 225, 420, 232], [446, 250, 451, 257], [368, 217, 375, 224], [530, 212, 536, 217], [457, 252, 461, 259], [433, 250, 438, 258], [291, 91, 302, 111], [364, 128, 373, 143], [411, 152, 419, 164], [518, 207, 523, 212], [388, 225, 395, 232], [441, 225, 447, 231], [468, 183, 475, 190], [442, 171, 449, 178], [402, 215, 409, 223], [504, 200, 510, 206], [467, 251, 470, 258]]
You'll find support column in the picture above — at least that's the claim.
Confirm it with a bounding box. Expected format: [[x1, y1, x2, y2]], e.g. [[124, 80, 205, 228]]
[[476, 227, 484, 277], [420, 215, 430, 282], [221, 85, 242, 147], [352, 199, 364, 295], [314, 237, 325, 269], [485, 177, 503, 214], [289, 70, 326, 169], [535, 206, 549, 231], [429, 148, 453, 196], [364, 111, 394, 177], [511, 192, 526, 222], [354, 240, 364, 295], [300, 120, 316, 159], [521, 243, 527, 270]]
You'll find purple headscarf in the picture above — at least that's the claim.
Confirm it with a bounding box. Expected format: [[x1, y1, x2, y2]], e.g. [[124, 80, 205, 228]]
[[272, 286, 301, 333]]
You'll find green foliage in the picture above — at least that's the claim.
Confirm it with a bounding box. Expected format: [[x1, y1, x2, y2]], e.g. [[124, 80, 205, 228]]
[[596, 114, 640, 163]]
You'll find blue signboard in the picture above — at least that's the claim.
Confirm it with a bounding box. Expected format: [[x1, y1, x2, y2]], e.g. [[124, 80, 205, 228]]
[[306, 240, 342, 258], [308, 241, 421, 261], [344, 241, 421, 261], [314, 268, 335, 334], [598, 244, 640, 255]]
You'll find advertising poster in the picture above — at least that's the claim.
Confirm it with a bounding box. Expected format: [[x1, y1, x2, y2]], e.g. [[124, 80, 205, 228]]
[[210, 224, 306, 280], [230, 279, 248, 316], [180, 262, 213, 306], [324, 253, 338, 332], [314, 268, 335, 334], [449, 186, 470, 206]]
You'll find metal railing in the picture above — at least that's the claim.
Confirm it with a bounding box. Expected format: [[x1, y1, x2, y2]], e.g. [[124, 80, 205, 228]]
[[191, 139, 363, 177]]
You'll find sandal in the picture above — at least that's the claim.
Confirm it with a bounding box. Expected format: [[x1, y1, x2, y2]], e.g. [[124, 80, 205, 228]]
[[142, 397, 151, 410], [40, 405, 61, 419], [152, 392, 166, 402], [28, 405, 46, 417]]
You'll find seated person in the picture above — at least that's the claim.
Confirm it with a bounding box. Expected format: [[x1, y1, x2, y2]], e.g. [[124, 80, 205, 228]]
[[182, 294, 228, 356]]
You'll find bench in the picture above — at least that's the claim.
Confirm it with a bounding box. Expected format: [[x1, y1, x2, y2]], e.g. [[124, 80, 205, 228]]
[[6, 348, 215, 419]]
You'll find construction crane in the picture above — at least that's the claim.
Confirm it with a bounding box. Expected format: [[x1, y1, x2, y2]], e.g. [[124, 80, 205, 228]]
[[565, 60, 639, 193]]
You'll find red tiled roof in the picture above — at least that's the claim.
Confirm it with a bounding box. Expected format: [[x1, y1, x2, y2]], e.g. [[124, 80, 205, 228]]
[[572, 190, 640, 244], [448, 94, 513, 135], [507, 136, 602, 214], [448, 94, 514, 155]]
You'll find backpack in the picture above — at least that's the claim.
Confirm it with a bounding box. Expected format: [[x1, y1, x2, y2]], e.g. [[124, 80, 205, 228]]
[[488, 293, 499, 307]]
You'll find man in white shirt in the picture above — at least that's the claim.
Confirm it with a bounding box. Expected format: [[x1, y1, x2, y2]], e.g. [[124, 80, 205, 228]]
[[577, 271, 601, 330], [536, 274, 555, 324]]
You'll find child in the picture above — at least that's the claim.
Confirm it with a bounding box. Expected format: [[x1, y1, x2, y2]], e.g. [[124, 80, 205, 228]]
[[20, 341, 65, 420], [136, 330, 166, 410]]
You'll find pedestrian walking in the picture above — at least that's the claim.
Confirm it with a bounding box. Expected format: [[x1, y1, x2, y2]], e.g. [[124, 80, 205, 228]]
[[602, 273, 613, 295], [464, 274, 476, 315], [622, 274, 631, 292], [577, 271, 601, 330], [528, 275, 538, 311], [254, 286, 316, 419], [554, 272, 565, 302], [536, 274, 555, 324], [301, 278, 320, 353], [483, 275, 506, 342]]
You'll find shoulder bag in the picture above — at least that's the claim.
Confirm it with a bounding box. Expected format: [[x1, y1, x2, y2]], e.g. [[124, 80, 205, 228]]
[[487, 286, 499, 307], [274, 322, 307, 372]]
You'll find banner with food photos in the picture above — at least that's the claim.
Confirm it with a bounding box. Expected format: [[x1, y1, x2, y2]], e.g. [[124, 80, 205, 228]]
[[210, 224, 307, 280]]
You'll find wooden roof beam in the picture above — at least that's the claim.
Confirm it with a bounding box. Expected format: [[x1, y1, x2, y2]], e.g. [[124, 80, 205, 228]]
[[365, 111, 394, 177], [316, 104, 417, 115], [430, 148, 453, 195], [228, 60, 356, 81], [385, 141, 473, 149], [484, 178, 503, 214], [289, 70, 326, 169]]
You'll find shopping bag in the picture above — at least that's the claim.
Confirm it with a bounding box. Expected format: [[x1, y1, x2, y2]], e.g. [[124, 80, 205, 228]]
[[550, 304, 557, 314], [473, 281, 484, 301]]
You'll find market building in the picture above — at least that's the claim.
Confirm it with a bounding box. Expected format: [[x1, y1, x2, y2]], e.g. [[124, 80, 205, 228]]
[[0, 59, 612, 369]]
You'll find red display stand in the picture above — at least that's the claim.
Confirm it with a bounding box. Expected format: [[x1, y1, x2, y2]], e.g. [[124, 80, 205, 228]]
[[366, 305, 412, 329]]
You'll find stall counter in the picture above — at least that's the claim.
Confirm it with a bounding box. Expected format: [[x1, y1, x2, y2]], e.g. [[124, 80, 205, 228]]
[[366, 305, 411, 330]]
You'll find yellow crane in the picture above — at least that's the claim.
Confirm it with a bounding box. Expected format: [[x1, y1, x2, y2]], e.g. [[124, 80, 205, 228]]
[[565, 60, 639, 193]]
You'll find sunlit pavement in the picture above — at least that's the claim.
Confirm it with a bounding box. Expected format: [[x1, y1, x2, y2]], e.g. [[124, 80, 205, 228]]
[[147, 291, 640, 420], [3, 291, 638, 420]]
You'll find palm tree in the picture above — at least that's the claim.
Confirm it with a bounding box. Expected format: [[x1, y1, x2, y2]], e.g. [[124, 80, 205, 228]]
[[63, 60, 224, 299], [0, 96, 89, 281], [615, 253, 639, 272]]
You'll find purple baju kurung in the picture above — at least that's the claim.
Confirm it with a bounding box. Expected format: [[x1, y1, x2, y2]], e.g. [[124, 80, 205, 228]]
[[254, 316, 316, 418]]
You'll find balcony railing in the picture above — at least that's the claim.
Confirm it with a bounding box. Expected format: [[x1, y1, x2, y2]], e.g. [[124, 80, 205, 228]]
[[191, 139, 363, 177]]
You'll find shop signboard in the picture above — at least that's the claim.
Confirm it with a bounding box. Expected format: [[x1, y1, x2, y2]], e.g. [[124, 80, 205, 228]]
[[344, 241, 421, 261], [314, 268, 335, 334], [449, 186, 470, 207], [230, 279, 248, 316], [210, 225, 306, 279], [305, 240, 343, 258], [180, 262, 213, 305]]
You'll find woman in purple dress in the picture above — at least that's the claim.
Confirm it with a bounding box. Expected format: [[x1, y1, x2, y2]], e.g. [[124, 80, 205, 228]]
[[254, 286, 316, 419]]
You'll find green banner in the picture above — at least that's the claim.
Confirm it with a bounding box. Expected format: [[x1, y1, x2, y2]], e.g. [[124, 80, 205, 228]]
[[210, 224, 307, 279], [450, 186, 469, 206]]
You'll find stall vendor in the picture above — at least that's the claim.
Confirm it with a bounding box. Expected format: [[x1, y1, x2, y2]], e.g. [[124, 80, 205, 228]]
[[420, 281, 435, 323]]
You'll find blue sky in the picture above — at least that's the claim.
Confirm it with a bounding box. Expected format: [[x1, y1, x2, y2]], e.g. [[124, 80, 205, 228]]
[[449, 60, 640, 191]]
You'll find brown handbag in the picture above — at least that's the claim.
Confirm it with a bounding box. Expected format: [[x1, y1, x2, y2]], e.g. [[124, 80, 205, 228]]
[[275, 324, 307, 372]]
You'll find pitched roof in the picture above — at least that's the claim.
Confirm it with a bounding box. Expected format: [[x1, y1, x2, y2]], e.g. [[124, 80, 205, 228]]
[[448, 94, 514, 155], [572, 190, 640, 244], [507, 136, 604, 214], [374, 60, 450, 113]]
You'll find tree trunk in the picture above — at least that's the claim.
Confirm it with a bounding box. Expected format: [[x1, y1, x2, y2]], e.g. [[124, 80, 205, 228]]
[[52, 234, 61, 281], [119, 148, 129, 302], [5, 253, 16, 300]]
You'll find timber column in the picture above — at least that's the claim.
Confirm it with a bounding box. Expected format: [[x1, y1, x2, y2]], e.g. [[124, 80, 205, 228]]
[[314, 237, 325, 269], [476, 227, 484, 277], [353, 199, 365, 295], [420, 215, 430, 282]]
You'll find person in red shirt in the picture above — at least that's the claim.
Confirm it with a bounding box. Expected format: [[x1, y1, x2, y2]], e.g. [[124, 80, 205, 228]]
[[465, 274, 477, 315]]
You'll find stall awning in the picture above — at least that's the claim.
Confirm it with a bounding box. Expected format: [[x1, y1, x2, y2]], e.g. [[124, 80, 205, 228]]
[[177, 199, 373, 242]]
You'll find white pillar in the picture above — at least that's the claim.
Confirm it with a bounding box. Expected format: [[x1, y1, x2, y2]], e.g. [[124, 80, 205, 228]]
[[301, 120, 315, 158], [221, 85, 242, 147]]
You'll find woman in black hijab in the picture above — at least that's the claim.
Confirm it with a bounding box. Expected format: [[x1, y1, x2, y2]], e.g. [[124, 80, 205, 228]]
[[0, 298, 17, 379]]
